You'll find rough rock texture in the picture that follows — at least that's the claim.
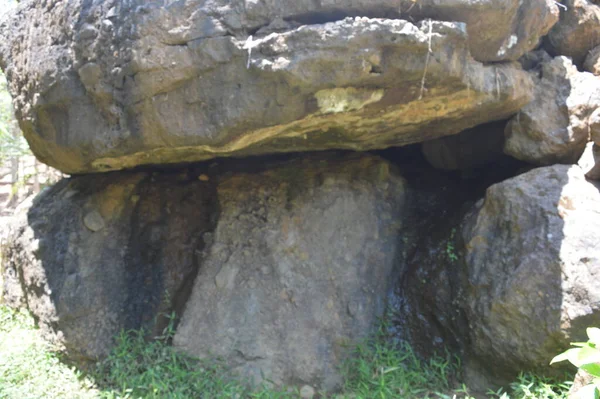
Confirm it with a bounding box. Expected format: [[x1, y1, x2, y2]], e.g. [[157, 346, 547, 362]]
[[505, 57, 600, 165], [584, 45, 600, 75], [0, 0, 544, 173], [546, 0, 600, 66], [578, 142, 600, 180], [421, 121, 506, 171], [591, 108, 600, 146], [462, 165, 600, 386], [174, 154, 407, 391], [397, 0, 558, 62], [2, 153, 408, 389], [1, 171, 218, 360]]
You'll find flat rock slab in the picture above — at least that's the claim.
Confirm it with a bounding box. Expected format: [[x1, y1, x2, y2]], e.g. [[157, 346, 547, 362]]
[[0, 0, 539, 173]]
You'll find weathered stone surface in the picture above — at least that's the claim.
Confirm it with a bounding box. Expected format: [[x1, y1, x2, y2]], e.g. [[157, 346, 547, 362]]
[[584, 45, 600, 75], [1, 171, 218, 361], [505, 57, 600, 165], [404, 0, 559, 62], [546, 0, 600, 66], [1, 153, 408, 389], [462, 165, 600, 385], [174, 154, 407, 391], [422, 121, 506, 171], [0, 0, 539, 173], [591, 108, 600, 146], [578, 142, 600, 180]]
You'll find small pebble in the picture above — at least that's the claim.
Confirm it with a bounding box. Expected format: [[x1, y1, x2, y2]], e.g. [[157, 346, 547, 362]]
[[300, 385, 315, 399]]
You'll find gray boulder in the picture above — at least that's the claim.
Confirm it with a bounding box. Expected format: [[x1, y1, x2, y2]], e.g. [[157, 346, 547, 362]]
[[0, 0, 539, 173], [546, 0, 600, 66], [1, 153, 408, 389], [174, 154, 407, 391], [1, 171, 218, 361], [504, 57, 600, 165], [402, 0, 559, 62], [462, 164, 600, 386]]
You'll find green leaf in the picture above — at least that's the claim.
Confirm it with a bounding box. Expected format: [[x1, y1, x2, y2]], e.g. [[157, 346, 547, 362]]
[[576, 345, 600, 368], [589, 328, 600, 347], [582, 363, 600, 379], [551, 348, 581, 365]]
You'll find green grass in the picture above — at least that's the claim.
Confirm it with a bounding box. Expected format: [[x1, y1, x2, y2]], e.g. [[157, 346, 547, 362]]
[[0, 306, 98, 399], [0, 305, 573, 399]]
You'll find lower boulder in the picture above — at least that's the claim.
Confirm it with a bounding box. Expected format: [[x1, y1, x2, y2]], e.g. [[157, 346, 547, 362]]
[[1, 171, 218, 361], [395, 162, 600, 390], [1, 153, 408, 390], [462, 164, 600, 386], [174, 154, 407, 391]]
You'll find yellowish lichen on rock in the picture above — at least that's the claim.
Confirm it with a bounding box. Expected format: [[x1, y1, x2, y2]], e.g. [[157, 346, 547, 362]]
[[314, 88, 385, 114]]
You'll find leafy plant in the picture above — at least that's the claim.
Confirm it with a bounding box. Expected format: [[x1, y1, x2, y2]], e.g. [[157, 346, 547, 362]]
[[550, 327, 600, 399], [488, 373, 571, 399]]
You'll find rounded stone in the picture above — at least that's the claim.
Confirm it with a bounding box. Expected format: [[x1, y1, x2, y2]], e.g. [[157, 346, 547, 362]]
[[83, 210, 105, 232], [300, 385, 315, 399]]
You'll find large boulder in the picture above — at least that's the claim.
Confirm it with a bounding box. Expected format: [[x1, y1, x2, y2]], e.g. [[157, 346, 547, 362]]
[[401, 0, 558, 62], [174, 154, 407, 391], [546, 0, 600, 66], [0, 0, 542, 173], [504, 57, 600, 165], [1, 170, 218, 361], [394, 163, 600, 389], [462, 164, 600, 386], [1, 153, 409, 390]]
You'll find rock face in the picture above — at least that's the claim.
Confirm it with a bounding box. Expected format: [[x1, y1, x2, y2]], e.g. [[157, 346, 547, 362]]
[[395, 163, 600, 388], [174, 154, 406, 390], [0, 0, 545, 173], [4, 0, 600, 394], [2, 153, 408, 389], [1, 171, 218, 360], [504, 57, 600, 165], [462, 165, 600, 385], [579, 142, 600, 180], [546, 0, 600, 66]]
